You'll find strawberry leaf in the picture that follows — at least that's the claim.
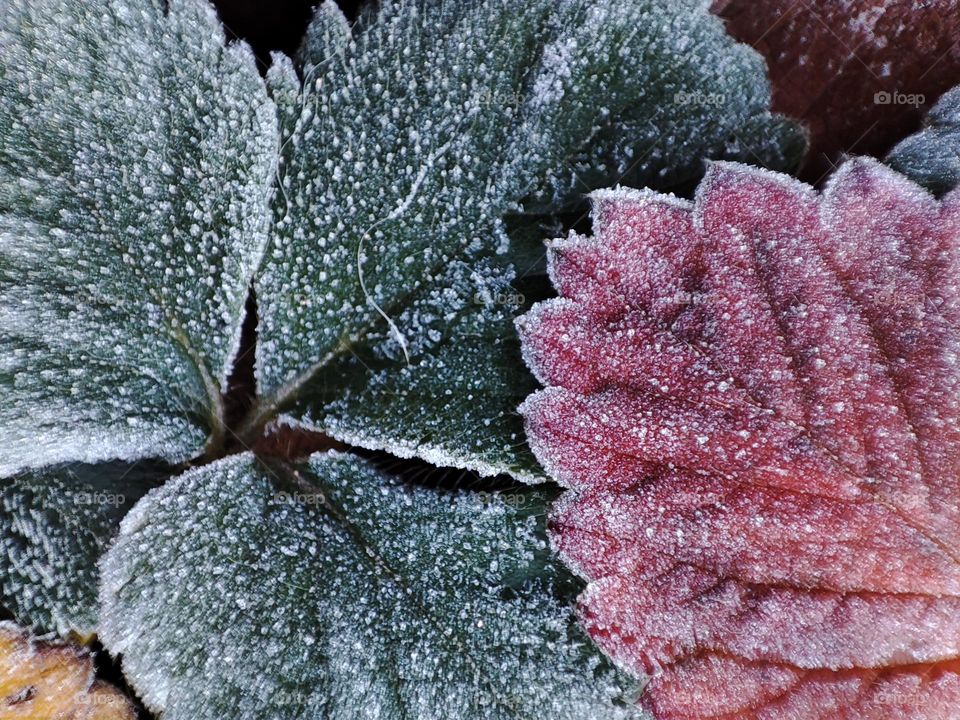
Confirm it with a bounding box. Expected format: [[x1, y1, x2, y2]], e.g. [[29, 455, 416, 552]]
[[247, 0, 800, 481], [285, 258, 545, 482], [519, 159, 960, 718], [518, 0, 804, 211], [99, 453, 641, 720], [1, 463, 168, 636], [0, 0, 278, 473], [887, 85, 960, 196]]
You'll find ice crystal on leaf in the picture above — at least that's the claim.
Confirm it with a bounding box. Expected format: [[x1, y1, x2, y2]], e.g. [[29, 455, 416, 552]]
[[249, 0, 800, 479], [1, 463, 166, 636], [99, 453, 641, 720], [518, 159, 960, 719], [292, 258, 546, 483], [888, 85, 960, 196], [0, 0, 278, 474]]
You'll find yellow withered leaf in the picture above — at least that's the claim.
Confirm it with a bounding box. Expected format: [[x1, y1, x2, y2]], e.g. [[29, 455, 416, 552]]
[[0, 623, 134, 720]]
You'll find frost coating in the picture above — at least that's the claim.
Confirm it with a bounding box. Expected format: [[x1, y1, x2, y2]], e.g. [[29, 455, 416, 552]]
[[288, 258, 545, 483], [99, 453, 641, 720], [0, 0, 278, 473], [887, 85, 960, 196], [297, 0, 351, 69], [0, 463, 168, 636], [518, 159, 960, 718], [253, 0, 797, 479], [522, 0, 802, 210]]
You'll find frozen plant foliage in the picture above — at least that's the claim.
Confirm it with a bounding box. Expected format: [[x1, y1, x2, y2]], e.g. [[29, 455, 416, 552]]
[[887, 85, 960, 196], [99, 453, 641, 720], [288, 258, 545, 482], [249, 0, 799, 477], [0, 0, 278, 474], [0, 463, 166, 636], [518, 159, 960, 718], [523, 0, 803, 210], [0, 0, 799, 485], [0, 0, 811, 716]]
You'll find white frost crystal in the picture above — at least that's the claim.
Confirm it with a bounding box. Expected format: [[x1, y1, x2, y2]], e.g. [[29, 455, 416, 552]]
[[0, 0, 803, 716], [99, 453, 642, 720], [252, 0, 797, 479], [0, 0, 278, 473], [0, 462, 166, 635]]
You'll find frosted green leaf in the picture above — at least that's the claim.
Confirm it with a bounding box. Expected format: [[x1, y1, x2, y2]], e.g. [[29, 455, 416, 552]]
[[249, 0, 797, 480], [1, 462, 169, 636], [281, 258, 545, 483], [253, 0, 559, 399], [519, 0, 804, 210], [0, 0, 278, 474], [99, 453, 641, 720], [297, 0, 351, 69], [886, 86, 960, 196]]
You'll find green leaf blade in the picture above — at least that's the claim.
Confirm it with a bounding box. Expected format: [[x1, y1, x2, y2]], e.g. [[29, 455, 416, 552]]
[[99, 452, 640, 720], [0, 0, 278, 473], [255, 0, 557, 397], [287, 258, 546, 483], [1, 462, 169, 636], [886, 86, 960, 196]]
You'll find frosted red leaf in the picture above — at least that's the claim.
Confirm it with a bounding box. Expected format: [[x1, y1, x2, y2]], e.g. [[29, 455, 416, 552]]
[[518, 158, 960, 719], [712, 0, 960, 180]]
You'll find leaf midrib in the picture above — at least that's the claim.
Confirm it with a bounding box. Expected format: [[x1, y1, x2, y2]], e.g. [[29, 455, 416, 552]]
[[558, 233, 960, 568], [267, 458, 541, 720]]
